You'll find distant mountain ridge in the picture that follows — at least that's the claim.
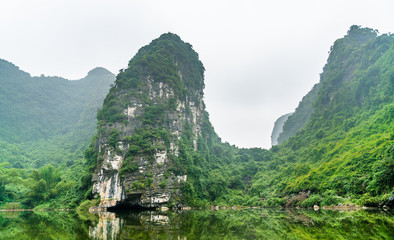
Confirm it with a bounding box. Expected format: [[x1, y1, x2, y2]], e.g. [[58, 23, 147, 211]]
[[273, 25, 392, 146], [0, 59, 115, 168]]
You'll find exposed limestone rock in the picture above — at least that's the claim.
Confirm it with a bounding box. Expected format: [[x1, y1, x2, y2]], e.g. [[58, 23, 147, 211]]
[[125, 106, 137, 118], [155, 150, 167, 164], [92, 148, 126, 209], [90, 33, 205, 210]]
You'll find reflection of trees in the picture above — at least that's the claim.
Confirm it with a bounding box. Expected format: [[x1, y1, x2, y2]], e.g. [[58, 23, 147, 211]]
[[124, 209, 394, 240], [0, 211, 91, 240], [285, 209, 315, 226], [0, 209, 392, 239]]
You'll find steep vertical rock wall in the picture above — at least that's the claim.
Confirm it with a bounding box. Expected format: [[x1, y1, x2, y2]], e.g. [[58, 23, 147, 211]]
[[276, 83, 321, 145], [271, 113, 292, 146], [90, 33, 205, 210]]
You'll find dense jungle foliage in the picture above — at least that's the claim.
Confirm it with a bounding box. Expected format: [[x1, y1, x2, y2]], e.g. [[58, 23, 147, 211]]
[[0, 61, 114, 209], [0, 26, 393, 210]]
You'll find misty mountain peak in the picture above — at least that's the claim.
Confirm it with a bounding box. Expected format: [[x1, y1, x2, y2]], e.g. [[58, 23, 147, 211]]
[[87, 67, 114, 77]]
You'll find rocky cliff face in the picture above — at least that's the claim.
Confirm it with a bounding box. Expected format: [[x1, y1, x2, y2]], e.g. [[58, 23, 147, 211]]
[[90, 33, 205, 210], [275, 83, 321, 145], [271, 113, 292, 146]]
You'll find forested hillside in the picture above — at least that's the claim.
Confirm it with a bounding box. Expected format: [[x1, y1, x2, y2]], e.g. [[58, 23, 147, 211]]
[[0, 60, 115, 168], [0, 61, 114, 208], [252, 26, 394, 207]]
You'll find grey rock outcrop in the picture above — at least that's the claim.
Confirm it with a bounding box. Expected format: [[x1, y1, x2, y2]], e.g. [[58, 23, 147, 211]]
[[271, 113, 292, 146], [276, 83, 321, 145], [90, 33, 205, 210]]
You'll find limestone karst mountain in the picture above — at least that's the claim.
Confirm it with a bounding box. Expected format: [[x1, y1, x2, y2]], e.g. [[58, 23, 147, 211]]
[[88, 33, 209, 209]]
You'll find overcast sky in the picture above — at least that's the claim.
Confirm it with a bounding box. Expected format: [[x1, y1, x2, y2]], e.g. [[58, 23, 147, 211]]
[[1, 0, 393, 149]]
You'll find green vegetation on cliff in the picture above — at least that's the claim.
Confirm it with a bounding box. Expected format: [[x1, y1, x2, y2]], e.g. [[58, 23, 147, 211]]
[[97, 33, 204, 126]]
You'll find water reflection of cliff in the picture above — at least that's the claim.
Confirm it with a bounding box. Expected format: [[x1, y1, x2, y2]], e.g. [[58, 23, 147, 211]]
[[89, 212, 123, 240], [89, 211, 173, 240]]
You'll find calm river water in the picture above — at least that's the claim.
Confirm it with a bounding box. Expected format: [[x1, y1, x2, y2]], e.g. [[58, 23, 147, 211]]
[[0, 208, 393, 239]]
